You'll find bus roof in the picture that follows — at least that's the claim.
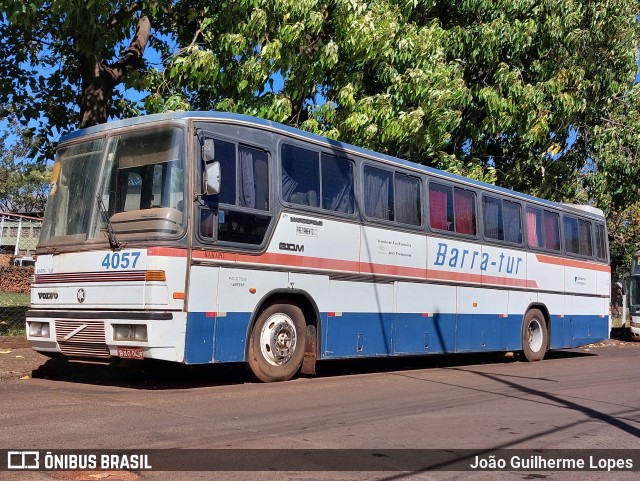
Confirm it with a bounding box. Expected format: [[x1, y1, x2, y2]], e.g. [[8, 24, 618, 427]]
[[59, 111, 605, 220]]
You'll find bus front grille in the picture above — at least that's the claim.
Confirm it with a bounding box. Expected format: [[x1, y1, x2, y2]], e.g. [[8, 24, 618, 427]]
[[55, 320, 110, 358]]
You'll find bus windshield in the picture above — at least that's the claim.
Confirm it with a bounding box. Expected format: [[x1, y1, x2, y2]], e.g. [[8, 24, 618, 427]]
[[629, 276, 640, 310], [39, 127, 185, 248]]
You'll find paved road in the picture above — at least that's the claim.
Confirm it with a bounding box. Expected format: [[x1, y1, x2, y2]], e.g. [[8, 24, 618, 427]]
[[1, 341, 639, 480]]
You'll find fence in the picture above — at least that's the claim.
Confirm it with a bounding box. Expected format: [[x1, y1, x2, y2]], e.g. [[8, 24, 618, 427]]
[[0, 213, 41, 335]]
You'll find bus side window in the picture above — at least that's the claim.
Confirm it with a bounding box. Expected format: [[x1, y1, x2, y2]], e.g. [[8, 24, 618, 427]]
[[564, 215, 592, 256], [430, 182, 475, 235], [321, 154, 354, 214], [595, 224, 607, 261], [364, 166, 394, 221], [527, 207, 560, 251], [200, 207, 215, 238], [429, 182, 453, 231], [395, 173, 421, 226], [281, 144, 320, 207], [483, 195, 522, 243]]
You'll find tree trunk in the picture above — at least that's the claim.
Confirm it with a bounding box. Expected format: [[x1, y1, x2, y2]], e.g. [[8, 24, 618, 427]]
[[78, 58, 113, 129], [78, 15, 151, 129]]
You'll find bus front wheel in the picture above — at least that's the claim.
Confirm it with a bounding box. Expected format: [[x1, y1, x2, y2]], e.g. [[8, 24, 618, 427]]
[[521, 309, 548, 362], [248, 303, 306, 382]]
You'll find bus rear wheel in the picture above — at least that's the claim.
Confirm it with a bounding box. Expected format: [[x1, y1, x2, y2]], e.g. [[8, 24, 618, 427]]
[[521, 309, 548, 362], [248, 303, 306, 382]]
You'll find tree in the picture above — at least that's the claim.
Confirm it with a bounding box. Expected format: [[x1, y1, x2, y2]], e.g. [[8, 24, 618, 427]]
[[0, 0, 157, 160], [0, 119, 50, 213], [586, 83, 640, 281], [2, 1, 640, 276], [149, 1, 640, 192]]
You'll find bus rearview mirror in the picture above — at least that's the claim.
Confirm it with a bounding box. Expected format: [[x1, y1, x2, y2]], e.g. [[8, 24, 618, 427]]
[[205, 161, 221, 195], [202, 138, 215, 162]]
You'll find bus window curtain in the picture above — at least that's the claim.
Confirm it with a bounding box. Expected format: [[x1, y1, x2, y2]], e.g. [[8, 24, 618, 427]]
[[526, 210, 540, 247], [454, 189, 474, 235], [578, 220, 593, 256], [483, 198, 502, 239], [395, 175, 420, 225], [503, 202, 522, 243], [364, 168, 391, 220], [429, 185, 449, 230], [281, 168, 298, 202], [543, 212, 559, 250], [328, 171, 354, 213], [238, 149, 255, 209]]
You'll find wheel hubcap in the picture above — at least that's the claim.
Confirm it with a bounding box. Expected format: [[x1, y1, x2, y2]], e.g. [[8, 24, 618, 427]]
[[527, 318, 543, 352], [260, 313, 297, 366]]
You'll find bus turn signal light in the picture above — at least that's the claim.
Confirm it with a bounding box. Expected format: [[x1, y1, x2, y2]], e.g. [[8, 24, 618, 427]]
[[146, 270, 166, 282]]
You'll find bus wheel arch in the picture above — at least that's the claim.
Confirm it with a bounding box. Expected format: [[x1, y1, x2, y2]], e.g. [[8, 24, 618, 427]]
[[247, 291, 319, 382], [521, 306, 549, 362]]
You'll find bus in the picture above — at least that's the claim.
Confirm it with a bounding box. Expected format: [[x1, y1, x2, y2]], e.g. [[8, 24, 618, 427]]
[[26, 112, 611, 382], [627, 251, 640, 340]]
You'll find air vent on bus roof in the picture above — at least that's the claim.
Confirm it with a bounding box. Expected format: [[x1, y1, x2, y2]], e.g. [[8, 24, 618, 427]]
[[561, 204, 605, 218]]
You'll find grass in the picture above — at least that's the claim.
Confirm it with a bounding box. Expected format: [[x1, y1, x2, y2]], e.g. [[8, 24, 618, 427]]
[[0, 291, 30, 307], [0, 290, 29, 336]]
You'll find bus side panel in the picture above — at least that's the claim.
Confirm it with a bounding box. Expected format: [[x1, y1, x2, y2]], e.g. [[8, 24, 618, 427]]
[[214, 268, 290, 362], [571, 295, 609, 346], [546, 294, 571, 348], [456, 287, 508, 352], [185, 265, 221, 363], [507, 290, 538, 350], [185, 312, 216, 364], [564, 264, 597, 296], [596, 269, 611, 297], [323, 280, 393, 358], [527, 252, 564, 293], [394, 282, 456, 354], [360, 226, 427, 279]]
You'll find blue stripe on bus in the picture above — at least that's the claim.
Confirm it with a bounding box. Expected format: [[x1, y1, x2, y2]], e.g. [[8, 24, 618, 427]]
[[549, 315, 609, 349], [321, 313, 523, 358], [184, 311, 608, 364]]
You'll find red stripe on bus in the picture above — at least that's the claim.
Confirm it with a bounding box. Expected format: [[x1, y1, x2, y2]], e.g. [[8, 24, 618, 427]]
[[426, 269, 537, 288], [236, 252, 362, 273], [163, 248, 541, 287], [148, 247, 188, 257], [535, 254, 610, 273]]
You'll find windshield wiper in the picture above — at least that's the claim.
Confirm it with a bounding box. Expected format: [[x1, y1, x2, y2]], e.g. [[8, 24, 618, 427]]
[[96, 195, 123, 250]]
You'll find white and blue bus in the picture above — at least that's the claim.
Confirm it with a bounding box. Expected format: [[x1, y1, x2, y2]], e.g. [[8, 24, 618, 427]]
[[27, 112, 610, 382], [627, 251, 640, 341]]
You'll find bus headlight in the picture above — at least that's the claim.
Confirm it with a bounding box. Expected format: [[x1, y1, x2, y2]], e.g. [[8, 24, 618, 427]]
[[28, 321, 50, 338], [113, 324, 148, 342]]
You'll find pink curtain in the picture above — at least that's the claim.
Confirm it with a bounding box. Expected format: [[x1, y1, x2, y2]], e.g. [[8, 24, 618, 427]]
[[429, 187, 448, 230], [526, 210, 539, 247], [544, 212, 559, 250], [454, 190, 474, 235]]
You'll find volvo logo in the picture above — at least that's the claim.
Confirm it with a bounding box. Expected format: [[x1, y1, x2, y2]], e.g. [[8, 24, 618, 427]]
[[38, 292, 58, 300], [77, 288, 86, 304]]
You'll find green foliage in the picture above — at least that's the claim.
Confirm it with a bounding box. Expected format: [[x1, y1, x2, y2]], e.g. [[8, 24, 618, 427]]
[[0, 118, 50, 213], [0, 0, 162, 159], [2, 0, 640, 278], [608, 204, 640, 282]]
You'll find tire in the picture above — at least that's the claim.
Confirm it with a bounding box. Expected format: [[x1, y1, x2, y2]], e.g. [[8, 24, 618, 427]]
[[248, 303, 306, 382], [521, 308, 548, 362]]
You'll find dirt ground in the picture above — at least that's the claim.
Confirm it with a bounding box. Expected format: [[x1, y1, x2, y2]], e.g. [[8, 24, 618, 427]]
[[1, 329, 638, 382], [0, 336, 48, 380]]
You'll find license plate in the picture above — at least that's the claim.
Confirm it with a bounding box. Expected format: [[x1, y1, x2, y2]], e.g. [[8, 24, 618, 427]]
[[117, 347, 144, 360]]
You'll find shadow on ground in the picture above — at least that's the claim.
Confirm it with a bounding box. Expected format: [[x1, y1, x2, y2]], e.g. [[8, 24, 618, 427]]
[[31, 343, 600, 390]]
